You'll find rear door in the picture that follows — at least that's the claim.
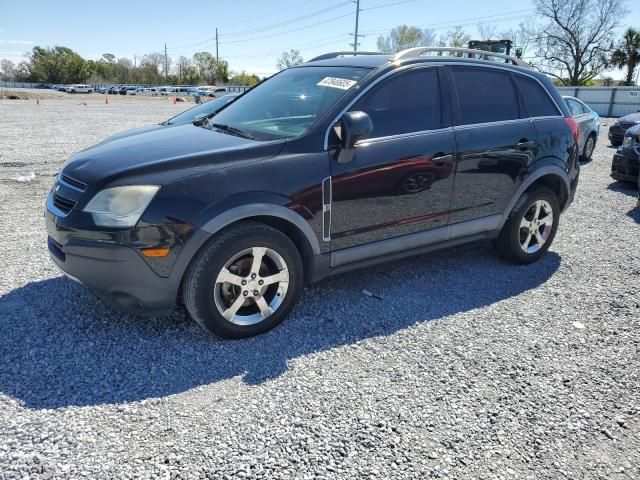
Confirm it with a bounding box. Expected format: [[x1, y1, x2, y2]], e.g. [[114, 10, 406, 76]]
[[329, 66, 456, 250], [447, 65, 538, 225]]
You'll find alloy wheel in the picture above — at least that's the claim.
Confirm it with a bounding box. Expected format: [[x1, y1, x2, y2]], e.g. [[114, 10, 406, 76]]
[[213, 247, 289, 326], [519, 200, 554, 254]]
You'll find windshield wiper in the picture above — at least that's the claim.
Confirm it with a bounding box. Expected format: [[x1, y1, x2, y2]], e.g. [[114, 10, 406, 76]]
[[208, 122, 256, 140]]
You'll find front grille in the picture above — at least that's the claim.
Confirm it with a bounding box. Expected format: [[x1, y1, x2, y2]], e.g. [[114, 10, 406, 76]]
[[53, 193, 76, 214], [60, 174, 87, 191]]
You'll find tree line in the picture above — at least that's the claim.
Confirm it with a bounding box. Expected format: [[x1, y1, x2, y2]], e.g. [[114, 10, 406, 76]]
[[0, 48, 262, 86]]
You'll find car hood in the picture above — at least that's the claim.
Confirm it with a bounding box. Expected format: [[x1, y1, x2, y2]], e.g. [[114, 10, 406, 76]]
[[101, 125, 166, 143], [618, 112, 640, 124], [62, 124, 284, 186]]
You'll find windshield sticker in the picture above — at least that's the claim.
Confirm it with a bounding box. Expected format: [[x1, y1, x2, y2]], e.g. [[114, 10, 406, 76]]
[[317, 77, 357, 90]]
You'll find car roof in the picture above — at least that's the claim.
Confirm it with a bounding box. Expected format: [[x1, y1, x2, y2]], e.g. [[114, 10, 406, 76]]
[[298, 54, 392, 69], [300, 53, 547, 80]]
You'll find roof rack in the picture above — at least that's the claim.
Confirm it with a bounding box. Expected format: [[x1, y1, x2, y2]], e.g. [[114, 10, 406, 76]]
[[307, 51, 384, 62], [391, 47, 529, 67]]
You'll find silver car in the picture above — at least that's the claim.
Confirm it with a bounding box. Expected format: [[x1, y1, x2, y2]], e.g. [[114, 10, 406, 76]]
[[563, 96, 600, 161]]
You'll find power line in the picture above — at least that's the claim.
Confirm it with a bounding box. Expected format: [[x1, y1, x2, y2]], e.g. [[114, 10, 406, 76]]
[[219, 0, 353, 38], [359, 9, 534, 35], [167, 0, 352, 52]]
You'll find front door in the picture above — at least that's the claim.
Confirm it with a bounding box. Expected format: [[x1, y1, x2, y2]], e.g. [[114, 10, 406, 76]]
[[328, 67, 456, 251]]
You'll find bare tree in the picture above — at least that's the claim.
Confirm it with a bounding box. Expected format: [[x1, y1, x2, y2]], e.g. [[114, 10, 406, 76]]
[[376, 25, 436, 53], [276, 49, 304, 70], [115, 57, 133, 83], [176, 56, 192, 83], [477, 23, 497, 41], [534, 0, 628, 86], [438, 26, 471, 48], [500, 18, 538, 58], [611, 27, 640, 86], [0, 59, 16, 81]]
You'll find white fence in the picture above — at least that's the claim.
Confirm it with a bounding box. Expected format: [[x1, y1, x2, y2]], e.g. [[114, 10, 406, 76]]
[[557, 86, 640, 117]]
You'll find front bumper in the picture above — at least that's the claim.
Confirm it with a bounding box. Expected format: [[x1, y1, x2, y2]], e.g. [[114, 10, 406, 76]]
[[46, 212, 178, 315], [611, 149, 640, 183]]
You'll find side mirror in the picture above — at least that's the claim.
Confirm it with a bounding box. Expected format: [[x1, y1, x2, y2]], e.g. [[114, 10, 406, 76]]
[[340, 111, 373, 150]]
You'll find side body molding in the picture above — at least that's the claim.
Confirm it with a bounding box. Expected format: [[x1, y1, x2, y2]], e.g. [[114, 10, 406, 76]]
[[498, 165, 571, 229], [200, 203, 321, 255]]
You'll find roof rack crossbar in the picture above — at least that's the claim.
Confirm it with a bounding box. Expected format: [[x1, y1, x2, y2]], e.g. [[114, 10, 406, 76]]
[[307, 51, 384, 62], [391, 47, 529, 68]]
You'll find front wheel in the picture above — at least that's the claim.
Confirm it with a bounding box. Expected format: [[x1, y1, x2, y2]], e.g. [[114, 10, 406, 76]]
[[493, 186, 560, 264], [182, 222, 303, 339]]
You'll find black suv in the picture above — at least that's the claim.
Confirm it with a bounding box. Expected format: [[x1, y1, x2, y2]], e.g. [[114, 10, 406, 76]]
[[46, 48, 580, 339]]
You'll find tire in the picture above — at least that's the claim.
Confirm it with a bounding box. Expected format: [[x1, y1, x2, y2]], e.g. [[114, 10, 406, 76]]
[[611, 140, 622, 147], [182, 222, 303, 339], [493, 186, 560, 264], [581, 134, 596, 161]]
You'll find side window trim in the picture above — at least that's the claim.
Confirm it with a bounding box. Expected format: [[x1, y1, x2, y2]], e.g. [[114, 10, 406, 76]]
[[512, 72, 563, 118], [348, 65, 445, 141], [323, 64, 444, 150], [447, 65, 521, 126]]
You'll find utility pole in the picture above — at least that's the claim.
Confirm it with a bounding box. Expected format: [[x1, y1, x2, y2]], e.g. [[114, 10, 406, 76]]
[[349, 0, 363, 53], [215, 28, 219, 62], [164, 43, 168, 81]]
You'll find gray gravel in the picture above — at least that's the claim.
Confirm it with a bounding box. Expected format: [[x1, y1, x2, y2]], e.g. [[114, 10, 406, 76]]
[[0, 98, 639, 479]]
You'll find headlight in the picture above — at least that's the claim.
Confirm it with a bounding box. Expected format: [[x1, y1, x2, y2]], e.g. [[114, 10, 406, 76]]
[[84, 185, 159, 227]]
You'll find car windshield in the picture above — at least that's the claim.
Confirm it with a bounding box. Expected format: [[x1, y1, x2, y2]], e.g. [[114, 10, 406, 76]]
[[207, 66, 370, 141], [165, 95, 237, 125]]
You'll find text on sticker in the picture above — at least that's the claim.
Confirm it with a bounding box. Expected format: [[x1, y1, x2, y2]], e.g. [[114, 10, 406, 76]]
[[317, 77, 357, 90]]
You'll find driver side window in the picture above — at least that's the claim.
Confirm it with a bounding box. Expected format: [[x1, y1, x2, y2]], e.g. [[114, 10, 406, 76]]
[[351, 68, 442, 138]]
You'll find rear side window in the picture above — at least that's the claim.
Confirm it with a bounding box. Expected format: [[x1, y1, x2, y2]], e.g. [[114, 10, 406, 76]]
[[451, 67, 519, 125], [566, 98, 583, 116], [514, 75, 560, 118], [351, 68, 442, 137]]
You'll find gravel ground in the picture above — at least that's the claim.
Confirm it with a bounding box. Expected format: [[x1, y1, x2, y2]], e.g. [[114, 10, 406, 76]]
[[0, 99, 639, 479]]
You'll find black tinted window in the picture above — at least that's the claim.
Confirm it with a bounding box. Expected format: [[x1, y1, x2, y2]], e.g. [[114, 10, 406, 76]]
[[452, 67, 519, 124], [515, 75, 560, 117], [352, 68, 442, 137]]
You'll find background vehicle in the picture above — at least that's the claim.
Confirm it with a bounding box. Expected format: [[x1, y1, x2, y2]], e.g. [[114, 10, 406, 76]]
[[46, 48, 579, 339], [563, 95, 600, 160], [119, 86, 137, 95], [611, 124, 640, 183], [202, 85, 251, 97], [609, 112, 640, 146], [66, 84, 93, 93]]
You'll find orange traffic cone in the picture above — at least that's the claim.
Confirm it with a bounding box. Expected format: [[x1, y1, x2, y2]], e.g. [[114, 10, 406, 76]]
[[105, 95, 109, 104], [172, 96, 176, 105]]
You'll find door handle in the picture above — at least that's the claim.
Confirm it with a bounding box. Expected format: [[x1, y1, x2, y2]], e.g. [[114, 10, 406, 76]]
[[516, 140, 536, 150]]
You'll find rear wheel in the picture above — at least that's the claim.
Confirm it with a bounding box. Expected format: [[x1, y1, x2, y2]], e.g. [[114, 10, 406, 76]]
[[493, 186, 559, 264], [183, 222, 303, 339], [581, 134, 596, 161]]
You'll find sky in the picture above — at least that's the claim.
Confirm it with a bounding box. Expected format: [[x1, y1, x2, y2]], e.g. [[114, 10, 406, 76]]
[[1, 0, 639, 77]]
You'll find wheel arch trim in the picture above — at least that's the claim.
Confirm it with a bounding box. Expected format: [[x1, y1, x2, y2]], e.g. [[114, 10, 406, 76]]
[[200, 203, 321, 255], [499, 166, 570, 229]]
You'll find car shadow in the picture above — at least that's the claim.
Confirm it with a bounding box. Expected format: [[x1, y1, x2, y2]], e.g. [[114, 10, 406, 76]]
[[0, 244, 561, 409], [608, 180, 639, 198]]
